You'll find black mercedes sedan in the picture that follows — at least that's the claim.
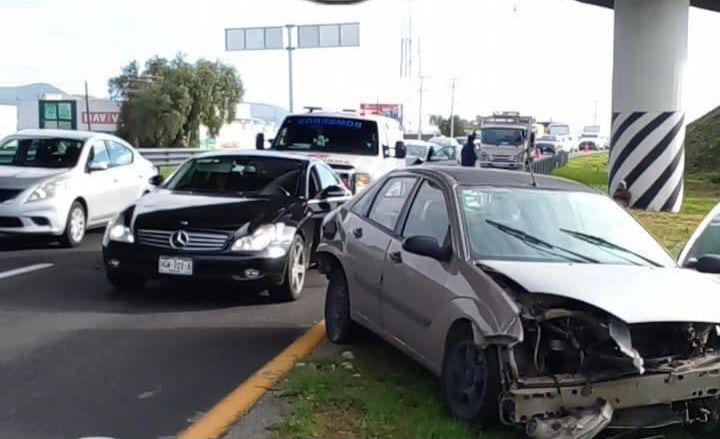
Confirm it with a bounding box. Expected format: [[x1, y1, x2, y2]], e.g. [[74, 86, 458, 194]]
[[102, 151, 351, 301]]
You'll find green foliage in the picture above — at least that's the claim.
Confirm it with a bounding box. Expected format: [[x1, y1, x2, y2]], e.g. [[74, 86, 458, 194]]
[[109, 54, 244, 148], [686, 105, 720, 179], [430, 114, 475, 137]]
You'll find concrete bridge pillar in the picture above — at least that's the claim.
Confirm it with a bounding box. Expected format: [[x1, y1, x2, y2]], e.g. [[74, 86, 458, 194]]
[[609, 0, 689, 212]]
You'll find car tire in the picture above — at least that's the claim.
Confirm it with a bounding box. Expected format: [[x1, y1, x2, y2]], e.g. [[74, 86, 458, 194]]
[[59, 201, 86, 248], [324, 267, 358, 344], [441, 325, 502, 425], [106, 270, 145, 291], [269, 235, 307, 302]]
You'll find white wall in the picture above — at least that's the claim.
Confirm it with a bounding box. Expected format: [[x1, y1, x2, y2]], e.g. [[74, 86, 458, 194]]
[[0, 105, 17, 138]]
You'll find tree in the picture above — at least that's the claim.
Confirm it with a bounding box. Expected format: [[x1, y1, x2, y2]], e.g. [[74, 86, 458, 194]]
[[109, 55, 244, 148], [430, 114, 472, 137]]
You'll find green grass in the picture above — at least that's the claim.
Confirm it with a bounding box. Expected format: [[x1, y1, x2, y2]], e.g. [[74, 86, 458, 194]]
[[273, 153, 720, 439], [159, 165, 176, 179], [276, 339, 517, 439]]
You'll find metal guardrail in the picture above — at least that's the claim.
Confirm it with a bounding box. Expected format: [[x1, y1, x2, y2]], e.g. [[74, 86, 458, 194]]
[[530, 151, 569, 175], [137, 148, 209, 166]]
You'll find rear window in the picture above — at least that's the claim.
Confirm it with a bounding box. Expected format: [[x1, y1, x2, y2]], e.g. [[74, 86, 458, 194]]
[[272, 116, 379, 156]]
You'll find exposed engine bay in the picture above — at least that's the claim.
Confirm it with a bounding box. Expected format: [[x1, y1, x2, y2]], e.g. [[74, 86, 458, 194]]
[[499, 293, 720, 438]]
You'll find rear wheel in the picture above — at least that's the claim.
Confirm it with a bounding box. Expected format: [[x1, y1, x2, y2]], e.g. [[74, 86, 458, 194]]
[[324, 267, 358, 344], [269, 235, 307, 302], [59, 201, 86, 247], [106, 270, 145, 291], [441, 325, 501, 425]]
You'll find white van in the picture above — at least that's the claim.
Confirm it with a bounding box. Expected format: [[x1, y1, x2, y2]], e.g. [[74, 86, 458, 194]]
[[257, 112, 406, 193]]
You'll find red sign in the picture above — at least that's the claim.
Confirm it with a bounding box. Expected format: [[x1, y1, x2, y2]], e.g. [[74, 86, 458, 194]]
[[359, 103, 402, 121], [82, 112, 119, 125]]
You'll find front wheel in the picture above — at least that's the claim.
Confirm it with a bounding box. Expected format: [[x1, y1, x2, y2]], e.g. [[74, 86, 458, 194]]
[[59, 201, 86, 247], [269, 235, 307, 302], [441, 326, 501, 425]]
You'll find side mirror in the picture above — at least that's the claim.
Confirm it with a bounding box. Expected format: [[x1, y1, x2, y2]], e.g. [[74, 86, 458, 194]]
[[695, 255, 720, 274], [149, 174, 164, 186], [88, 162, 109, 172], [317, 185, 348, 200], [255, 133, 265, 150], [402, 235, 452, 262], [395, 141, 407, 159], [407, 156, 424, 167]]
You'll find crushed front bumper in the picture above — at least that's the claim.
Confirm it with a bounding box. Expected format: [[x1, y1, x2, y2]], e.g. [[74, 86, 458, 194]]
[[506, 355, 720, 428]]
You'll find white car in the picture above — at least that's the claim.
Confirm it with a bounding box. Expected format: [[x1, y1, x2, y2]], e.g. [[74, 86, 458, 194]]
[[0, 129, 157, 246]]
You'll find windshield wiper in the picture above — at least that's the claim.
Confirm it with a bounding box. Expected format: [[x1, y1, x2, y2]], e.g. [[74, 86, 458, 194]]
[[559, 228, 662, 268], [485, 219, 598, 263]]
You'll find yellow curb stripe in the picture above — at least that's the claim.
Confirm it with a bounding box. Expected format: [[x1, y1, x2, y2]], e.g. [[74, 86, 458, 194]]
[[178, 321, 326, 439]]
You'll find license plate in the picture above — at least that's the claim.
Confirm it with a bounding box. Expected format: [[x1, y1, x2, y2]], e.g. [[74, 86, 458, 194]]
[[158, 256, 193, 276]]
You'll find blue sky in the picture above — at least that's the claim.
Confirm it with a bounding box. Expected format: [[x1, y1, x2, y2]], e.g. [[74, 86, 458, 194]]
[[2, 0, 720, 132]]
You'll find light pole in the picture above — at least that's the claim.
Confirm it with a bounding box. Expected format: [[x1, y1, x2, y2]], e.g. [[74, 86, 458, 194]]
[[449, 78, 456, 138], [286, 24, 295, 113]]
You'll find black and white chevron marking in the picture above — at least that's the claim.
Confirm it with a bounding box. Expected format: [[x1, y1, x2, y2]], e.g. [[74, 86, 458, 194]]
[[609, 111, 685, 212]]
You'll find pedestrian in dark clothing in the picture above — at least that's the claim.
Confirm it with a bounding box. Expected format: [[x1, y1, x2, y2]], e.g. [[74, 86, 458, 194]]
[[461, 132, 477, 167]]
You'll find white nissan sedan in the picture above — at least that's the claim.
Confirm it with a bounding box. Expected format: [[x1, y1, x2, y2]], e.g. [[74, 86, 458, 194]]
[[0, 129, 157, 246]]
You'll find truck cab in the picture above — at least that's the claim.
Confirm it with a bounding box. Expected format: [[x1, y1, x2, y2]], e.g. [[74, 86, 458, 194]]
[[477, 112, 535, 170], [259, 112, 406, 193]]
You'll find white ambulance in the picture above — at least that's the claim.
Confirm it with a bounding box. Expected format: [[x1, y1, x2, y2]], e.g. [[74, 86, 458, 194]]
[[257, 111, 406, 193]]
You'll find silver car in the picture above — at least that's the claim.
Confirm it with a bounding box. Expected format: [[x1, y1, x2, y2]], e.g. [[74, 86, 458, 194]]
[[0, 129, 157, 246], [318, 166, 720, 438]]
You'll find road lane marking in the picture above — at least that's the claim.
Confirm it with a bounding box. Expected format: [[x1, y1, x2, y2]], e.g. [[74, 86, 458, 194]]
[[177, 320, 327, 439], [0, 263, 54, 280]]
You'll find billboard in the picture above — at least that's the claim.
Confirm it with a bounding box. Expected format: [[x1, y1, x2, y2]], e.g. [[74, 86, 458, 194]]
[[359, 103, 403, 122]]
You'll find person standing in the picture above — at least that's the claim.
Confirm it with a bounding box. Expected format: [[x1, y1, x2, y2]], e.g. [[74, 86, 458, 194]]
[[461, 132, 477, 167]]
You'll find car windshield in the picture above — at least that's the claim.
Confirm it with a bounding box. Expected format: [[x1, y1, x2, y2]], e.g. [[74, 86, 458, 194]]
[[684, 209, 720, 262], [481, 128, 524, 146], [459, 187, 674, 266], [272, 116, 379, 156], [165, 155, 304, 197], [0, 137, 84, 168]]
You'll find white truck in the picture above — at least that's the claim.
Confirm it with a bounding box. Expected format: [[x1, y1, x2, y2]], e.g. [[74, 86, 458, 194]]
[[477, 112, 535, 170], [257, 111, 407, 193]]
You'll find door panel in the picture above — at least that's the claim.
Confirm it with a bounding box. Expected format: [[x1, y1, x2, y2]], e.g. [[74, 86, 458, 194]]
[[345, 213, 391, 326], [344, 176, 417, 326], [81, 140, 118, 223], [380, 179, 454, 360]]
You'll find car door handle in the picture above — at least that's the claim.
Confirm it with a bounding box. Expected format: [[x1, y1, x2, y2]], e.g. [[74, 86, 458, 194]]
[[352, 227, 363, 239], [389, 251, 402, 263]]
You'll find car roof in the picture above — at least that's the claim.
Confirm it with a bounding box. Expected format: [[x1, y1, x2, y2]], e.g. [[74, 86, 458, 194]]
[[10, 129, 101, 141], [193, 149, 320, 163], [404, 166, 595, 193], [286, 112, 399, 125]]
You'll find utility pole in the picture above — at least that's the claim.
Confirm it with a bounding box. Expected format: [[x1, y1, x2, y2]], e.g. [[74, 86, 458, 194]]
[[84, 80, 92, 131], [417, 76, 424, 140], [593, 99, 599, 125], [449, 78, 457, 138], [286, 24, 296, 113]]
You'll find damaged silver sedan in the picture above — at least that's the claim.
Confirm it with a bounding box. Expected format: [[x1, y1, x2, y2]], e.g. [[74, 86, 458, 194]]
[[317, 166, 720, 438]]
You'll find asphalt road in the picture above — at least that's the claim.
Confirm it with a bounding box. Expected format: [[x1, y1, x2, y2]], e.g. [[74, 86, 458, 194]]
[[0, 232, 326, 439]]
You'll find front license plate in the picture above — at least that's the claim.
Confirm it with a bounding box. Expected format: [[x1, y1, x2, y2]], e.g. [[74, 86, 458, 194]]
[[158, 256, 193, 276]]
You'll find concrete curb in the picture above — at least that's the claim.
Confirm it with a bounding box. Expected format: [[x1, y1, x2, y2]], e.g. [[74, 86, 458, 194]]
[[177, 321, 326, 439]]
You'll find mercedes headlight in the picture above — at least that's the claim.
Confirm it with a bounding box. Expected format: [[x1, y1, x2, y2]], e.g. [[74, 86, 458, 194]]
[[26, 177, 70, 203], [103, 212, 134, 245], [231, 223, 295, 252], [354, 173, 371, 192]]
